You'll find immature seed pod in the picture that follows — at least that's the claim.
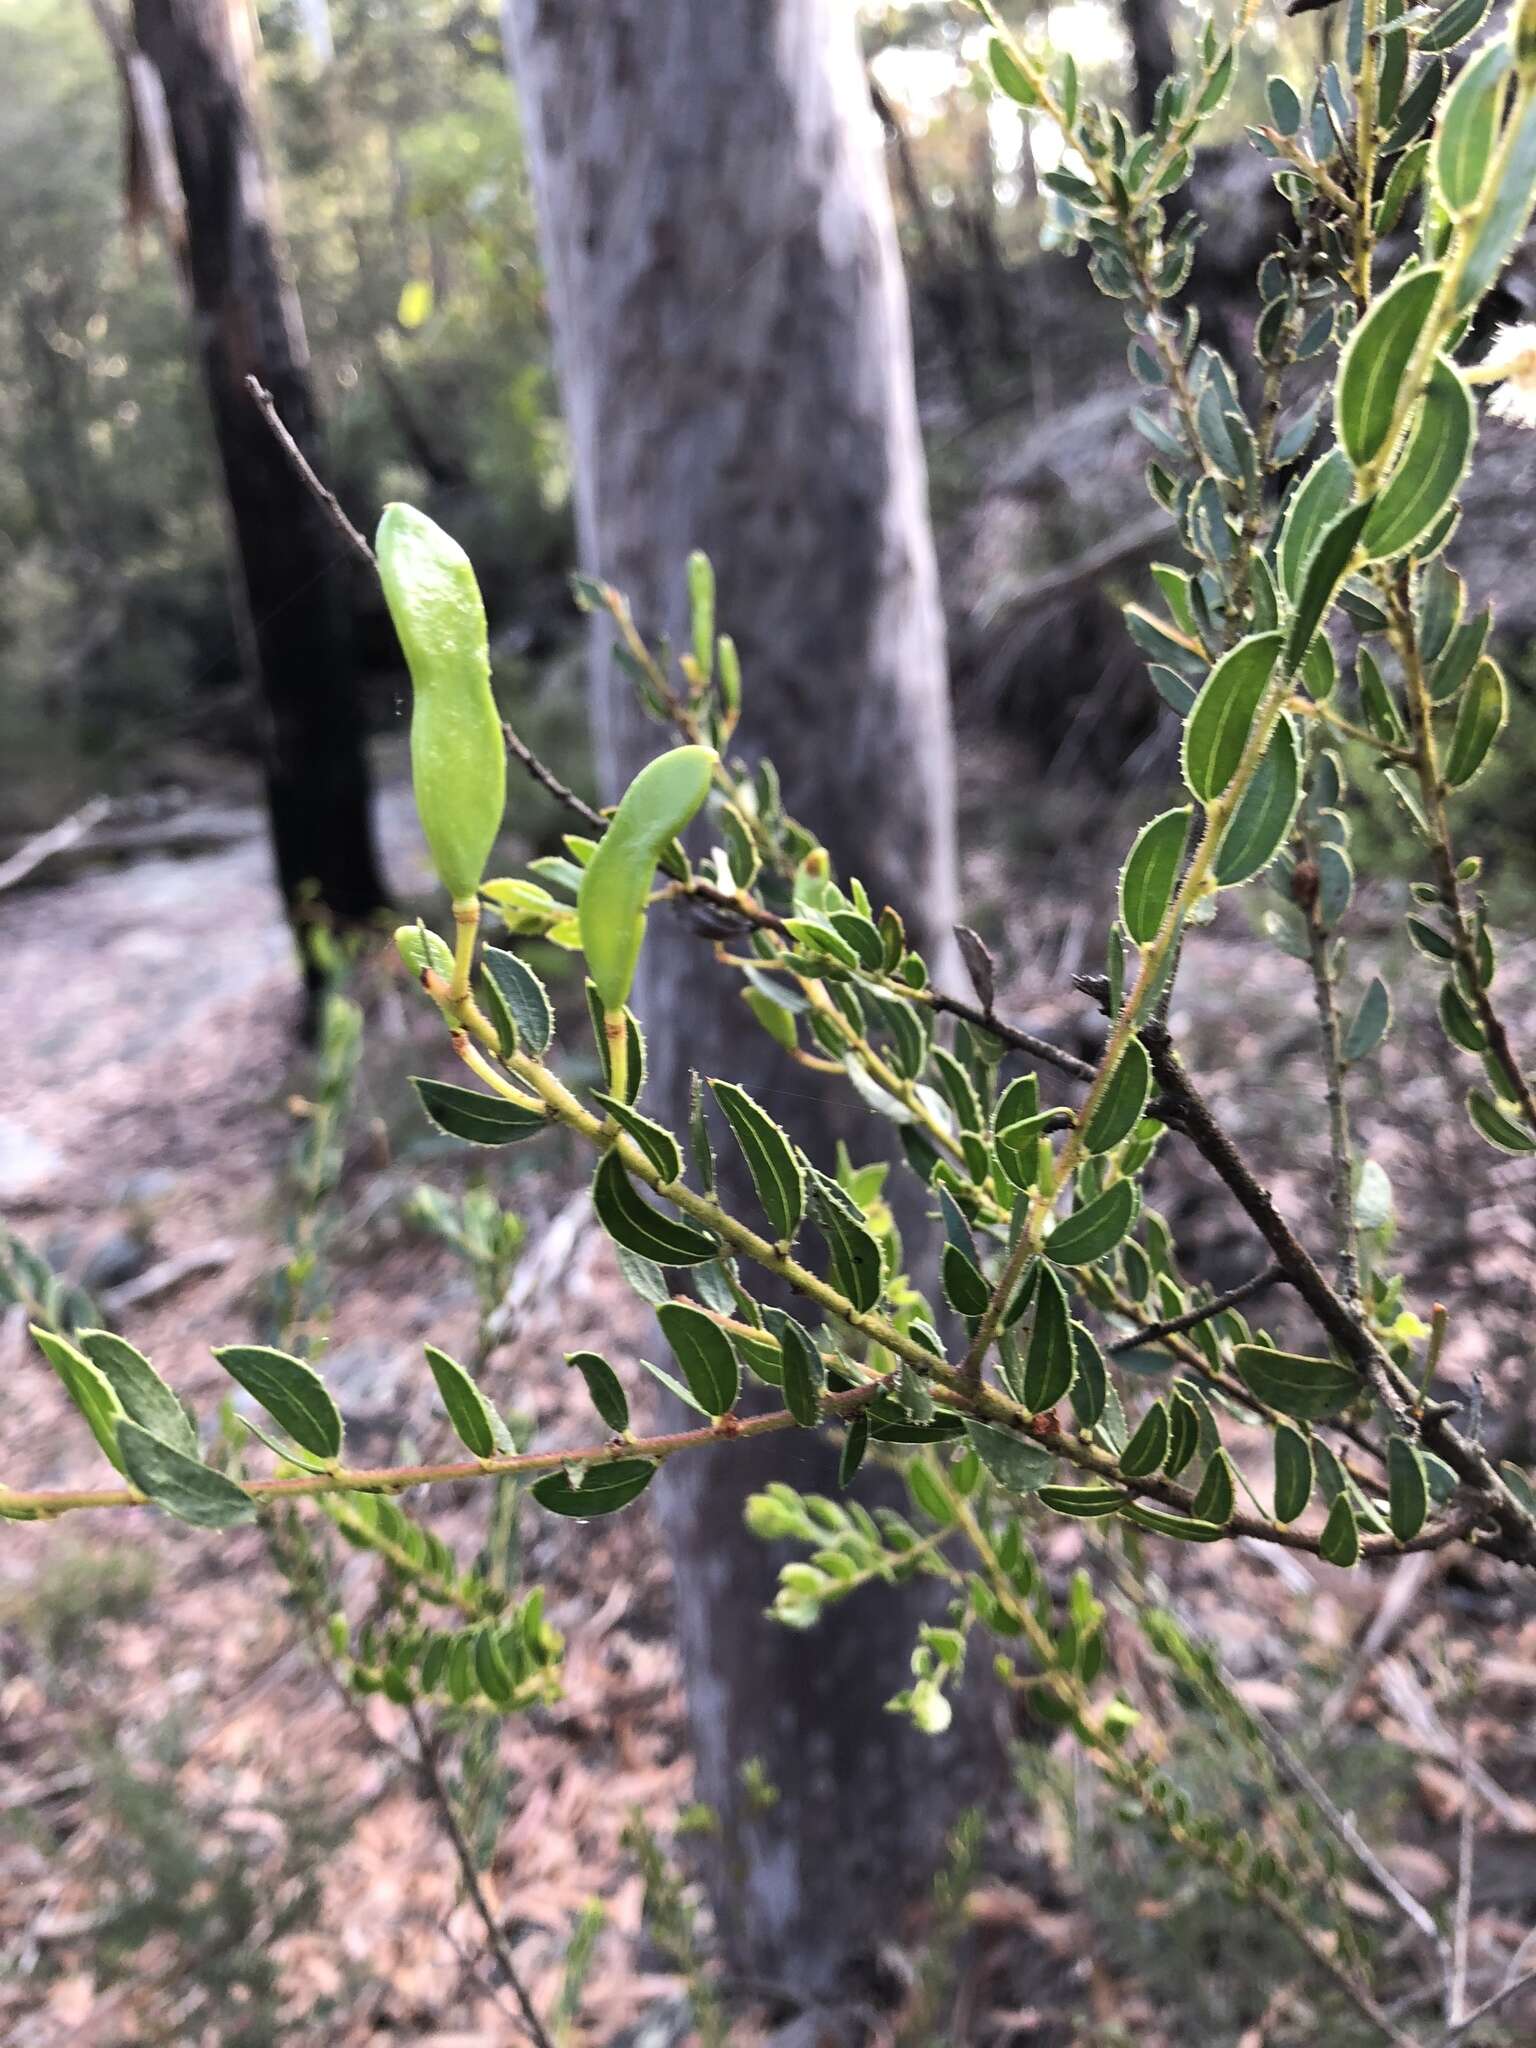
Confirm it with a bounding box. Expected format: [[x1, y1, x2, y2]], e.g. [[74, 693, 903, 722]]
[[578, 745, 717, 1014], [376, 503, 505, 905]]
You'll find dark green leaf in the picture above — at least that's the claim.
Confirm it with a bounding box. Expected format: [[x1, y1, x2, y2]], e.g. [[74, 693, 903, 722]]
[[116, 1421, 255, 1529], [480, 947, 554, 1055], [412, 1076, 549, 1147], [1214, 713, 1301, 886], [425, 1344, 513, 1458], [1444, 657, 1506, 787], [1038, 1483, 1128, 1518], [1183, 633, 1284, 801], [1431, 38, 1509, 216], [1023, 1265, 1076, 1412], [1069, 1325, 1108, 1429], [764, 1309, 824, 1427], [533, 1459, 656, 1518], [1344, 976, 1392, 1061], [1046, 1177, 1138, 1267], [1083, 1037, 1152, 1153], [1388, 1435, 1429, 1541], [1273, 1424, 1313, 1523], [1458, 88, 1536, 310], [657, 1301, 740, 1416], [942, 1242, 992, 1317], [1285, 500, 1374, 670], [1466, 1088, 1536, 1153], [1164, 1390, 1201, 1477], [214, 1345, 343, 1462], [1319, 1491, 1361, 1566], [1190, 1448, 1236, 1525], [1279, 449, 1353, 600], [567, 1351, 629, 1434], [1118, 1503, 1227, 1542], [709, 1080, 805, 1242], [1336, 265, 1444, 467], [1120, 808, 1191, 944], [1420, 0, 1493, 53], [1120, 1399, 1171, 1479], [1234, 1343, 1360, 1418], [1360, 358, 1475, 562], [79, 1329, 196, 1459], [30, 1326, 126, 1472], [807, 1170, 883, 1311], [592, 1151, 718, 1266], [592, 1092, 683, 1184]]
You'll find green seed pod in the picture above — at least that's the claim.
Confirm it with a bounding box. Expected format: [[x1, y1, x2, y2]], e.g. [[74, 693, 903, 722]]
[[376, 503, 505, 904], [578, 745, 716, 1014], [394, 922, 454, 983]]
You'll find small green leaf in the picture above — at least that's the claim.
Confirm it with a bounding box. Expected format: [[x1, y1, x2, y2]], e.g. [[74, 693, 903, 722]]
[[1234, 1344, 1360, 1419], [1458, 88, 1536, 311], [709, 1080, 806, 1241], [989, 35, 1038, 104], [1444, 657, 1507, 788], [425, 1344, 512, 1458], [1467, 1088, 1536, 1153], [1038, 1483, 1128, 1519], [1319, 1492, 1361, 1566], [567, 1351, 629, 1434], [479, 948, 554, 1055], [964, 1421, 1055, 1495], [592, 1151, 719, 1266], [1213, 713, 1301, 887], [657, 1301, 740, 1416], [1023, 1265, 1076, 1412], [1120, 1399, 1171, 1479], [1360, 358, 1475, 562], [1120, 808, 1191, 944], [533, 1459, 656, 1518], [213, 1345, 343, 1462], [942, 1242, 992, 1317], [1388, 1435, 1429, 1541], [592, 1093, 683, 1183], [1344, 976, 1392, 1061], [1190, 1448, 1236, 1526], [78, 1330, 197, 1459], [1431, 38, 1510, 216], [1273, 1424, 1313, 1523], [1279, 449, 1353, 600], [807, 1170, 883, 1312], [1118, 1503, 1227, 1542], [764, 1310, 824, 1427], [31, 1326, 126, 1472], [412, 1076, 550, 1147], [1285, 500, 1374, 670], [1182, 633, 1284, 801], [1069, 1324, 1108, 1429], [116, 1421, 255, 1529], [1046, 1177, 1138, 1267], [1336, 265, 1445, 468], [1082, 1038, 1152, 1154]]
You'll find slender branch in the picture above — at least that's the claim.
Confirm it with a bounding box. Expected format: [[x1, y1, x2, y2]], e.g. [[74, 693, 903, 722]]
[[244, 376, 376, 570], [1105, 1263, 1284, 1354], [1300, 864, 1361, 1306], [1438, 1965, 1536, 2044], [0, 1379, 891, 1521], [408, 1704, 557, 2048]]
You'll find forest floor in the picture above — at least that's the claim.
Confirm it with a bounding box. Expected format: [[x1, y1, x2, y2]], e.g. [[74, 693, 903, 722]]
[[2, 734, 1536, 2047]]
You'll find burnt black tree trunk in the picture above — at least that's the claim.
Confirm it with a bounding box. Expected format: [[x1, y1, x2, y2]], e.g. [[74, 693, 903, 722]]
[[505, 0, 1000, 2003], [131, 0, 386, 964], [1123, 0, 1178, 132]]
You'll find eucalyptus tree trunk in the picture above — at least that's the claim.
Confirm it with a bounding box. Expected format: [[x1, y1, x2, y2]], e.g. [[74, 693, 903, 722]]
[[130, 0, 386, 965], [505, 0, 995, 1999]]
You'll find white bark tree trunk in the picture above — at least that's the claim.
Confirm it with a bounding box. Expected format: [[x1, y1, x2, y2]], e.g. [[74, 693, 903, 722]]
[[505, 0, 996, 1998]]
